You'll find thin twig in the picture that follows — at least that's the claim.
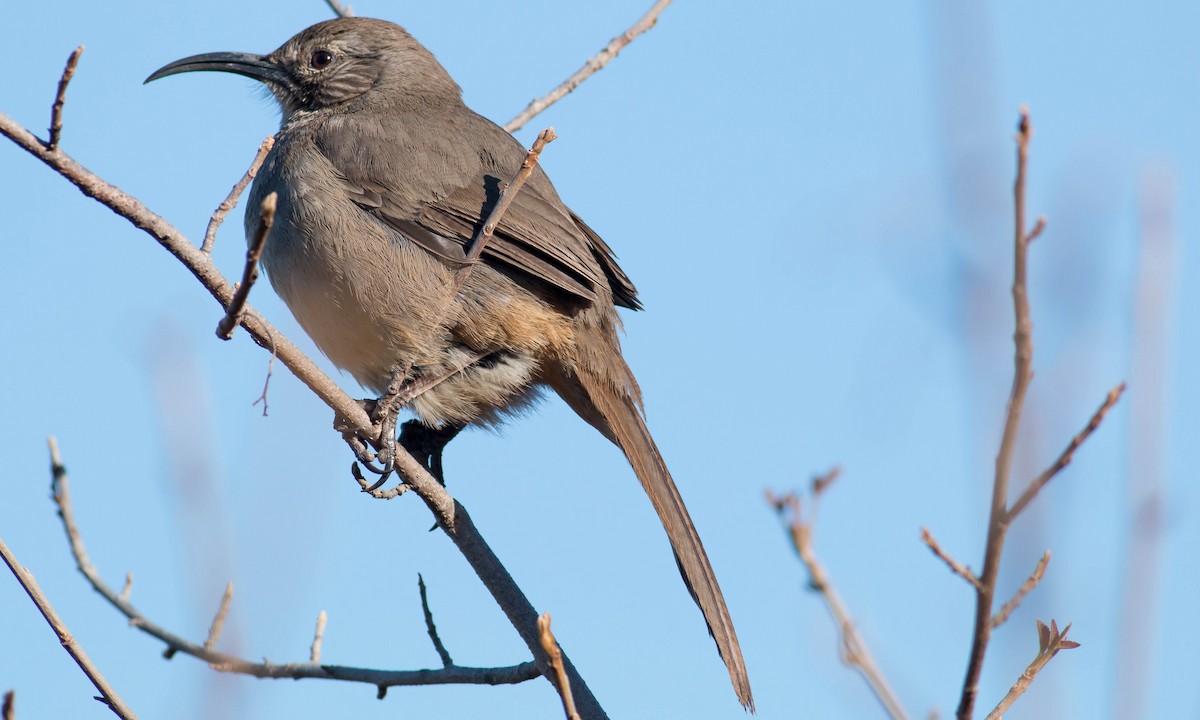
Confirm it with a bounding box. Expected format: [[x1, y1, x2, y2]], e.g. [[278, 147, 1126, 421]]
[[418, 575, 454, 668], [202, 135, 274, 254], [216, 191, 276, 340], [323, 0, 353, 17], [47, 46, 83, 151], [539, 614, 581, 720], [955, 107, 1038, 720], [204, 582, 234, 651], [920, 528, 981, 590], [1008, 383, 1126, 519], [504, 0, 673, 132], [450, 128, 556, 297], [309, 611, 327, 664], [43, 446, 539, 688], [984, 620, 1079, 720], [991, 552, 1050, 629], [0, 535, 138, 720], [769, 484, 910, 720], [251, 326, 277, 416], [2, 98, 605, 717]]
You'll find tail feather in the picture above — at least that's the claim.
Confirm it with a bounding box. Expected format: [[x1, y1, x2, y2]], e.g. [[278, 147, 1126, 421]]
[[551, 363, 755, 712]]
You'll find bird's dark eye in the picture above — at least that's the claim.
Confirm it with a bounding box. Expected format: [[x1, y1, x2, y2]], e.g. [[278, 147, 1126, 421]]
[[310, 49, 334, 69]]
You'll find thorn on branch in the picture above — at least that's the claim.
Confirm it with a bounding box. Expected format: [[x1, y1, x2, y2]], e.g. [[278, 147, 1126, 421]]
[[216, 191, 276, 340], [47, 46, 83, 151], [119, 573, 133, 602]]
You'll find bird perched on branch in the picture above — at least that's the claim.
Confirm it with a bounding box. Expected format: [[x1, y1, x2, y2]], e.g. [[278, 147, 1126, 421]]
[[147, 17, 752, 709]]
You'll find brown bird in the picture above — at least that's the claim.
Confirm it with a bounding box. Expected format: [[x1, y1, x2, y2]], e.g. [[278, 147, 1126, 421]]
[[147, 17, 752, 709]]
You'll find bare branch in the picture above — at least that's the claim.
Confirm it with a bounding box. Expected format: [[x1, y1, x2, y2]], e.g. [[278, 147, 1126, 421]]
[[991, 552, 1050, 629], [418, 574, 454, 668], [539, 614, 581, 720], [323, 0, 353, 18], [43, 446, 540, 689], [955, 107, 1038, 720], [2, 66, 605, 717], [920, 528, 980, 590], [202, 135, 274, 254], [505, 0, 673, 132], [204, 582, 234, 651], [310, 611, 327, 664], [984, 620, 1079, 720], [47, 46, 83, 151], [0, 535, 138, 719], [216, 191, 276, 340], [769, 483, 910, 720], [1008, 383, 1126, 519]]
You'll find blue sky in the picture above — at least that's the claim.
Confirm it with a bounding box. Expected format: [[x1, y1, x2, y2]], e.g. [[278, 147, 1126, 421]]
[[2, 1, 1196, 718]]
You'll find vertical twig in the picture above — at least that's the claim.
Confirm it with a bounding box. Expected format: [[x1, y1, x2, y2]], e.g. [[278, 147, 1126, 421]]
[[955, 108, 1039, 720], [204, 582, 234, 651], [539, 614, 581, 720], [216, 192, 276, 339], [309, 611, 327, 664], [47, 46, 83, 151], [770, 473, 911, 720]]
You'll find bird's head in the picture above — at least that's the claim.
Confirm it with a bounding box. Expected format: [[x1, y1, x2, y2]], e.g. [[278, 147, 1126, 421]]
[[145, 18, 461, 118]]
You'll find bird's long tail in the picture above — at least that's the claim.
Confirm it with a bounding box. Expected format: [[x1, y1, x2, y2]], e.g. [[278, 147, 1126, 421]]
[[549, 356, 754, 712]]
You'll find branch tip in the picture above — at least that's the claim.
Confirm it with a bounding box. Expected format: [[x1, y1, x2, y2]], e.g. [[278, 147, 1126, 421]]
[[47, 45, 84, 151]]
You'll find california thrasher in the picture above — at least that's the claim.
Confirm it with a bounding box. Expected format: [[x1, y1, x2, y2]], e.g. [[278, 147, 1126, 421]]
[[147, 17, 752, 709]]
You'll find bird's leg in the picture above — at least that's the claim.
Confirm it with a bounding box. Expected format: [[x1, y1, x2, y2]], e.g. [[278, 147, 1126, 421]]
[[398, 420, 464, 486], [368, 365, 418, 480]]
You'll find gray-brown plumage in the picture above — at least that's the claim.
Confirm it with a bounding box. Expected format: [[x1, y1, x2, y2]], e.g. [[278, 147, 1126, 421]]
[[147, 17, 752, 709]]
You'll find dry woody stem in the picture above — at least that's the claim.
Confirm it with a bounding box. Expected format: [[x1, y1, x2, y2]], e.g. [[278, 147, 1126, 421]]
[[539, 614, 582, 720], [984, 620, 1079, 720], [949, 108, 1120, 720], [43, 439, 539, 689], [1, 455, 139, 720], [202, 135, 275, 254], [991, 553, 1050, 629], [47, 46, 83, 151], [769, 472, 911, 720], [505, 0, 674, 132], [216, 191, 277, 339]]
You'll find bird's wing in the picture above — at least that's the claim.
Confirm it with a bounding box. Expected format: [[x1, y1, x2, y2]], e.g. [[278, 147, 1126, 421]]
[[317, 110, 640, 310]]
